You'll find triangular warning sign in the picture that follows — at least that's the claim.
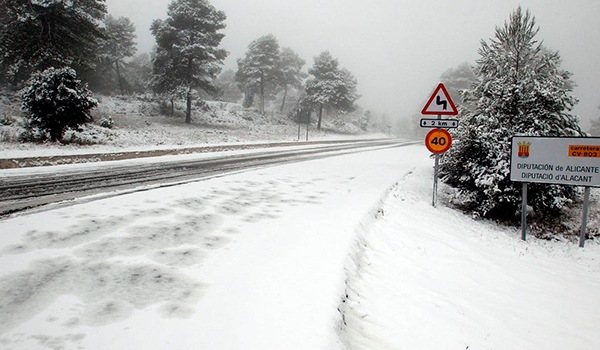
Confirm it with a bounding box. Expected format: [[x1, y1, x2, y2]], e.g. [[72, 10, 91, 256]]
[[421, 83, 458, 116]]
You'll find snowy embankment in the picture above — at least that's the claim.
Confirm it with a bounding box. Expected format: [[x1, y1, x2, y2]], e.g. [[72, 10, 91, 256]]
[[341, 161, 600, 350], [0, 144, 598, 350]]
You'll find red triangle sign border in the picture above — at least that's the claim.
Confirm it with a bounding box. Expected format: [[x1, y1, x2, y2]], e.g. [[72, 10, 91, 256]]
[[421, 83, 458, 116]]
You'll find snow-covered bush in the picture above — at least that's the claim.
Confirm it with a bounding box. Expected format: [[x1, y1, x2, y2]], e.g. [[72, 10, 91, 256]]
[[0, 116, 51, 143], [195, 99, 211, 112], [99, 117, 115, 129], [20, 67, 98, 141], [61, 124, 115, 145], [439, 7, 584, 224]]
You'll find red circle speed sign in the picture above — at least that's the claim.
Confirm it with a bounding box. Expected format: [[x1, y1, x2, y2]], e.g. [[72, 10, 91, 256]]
[[425, 128, 452, 154]]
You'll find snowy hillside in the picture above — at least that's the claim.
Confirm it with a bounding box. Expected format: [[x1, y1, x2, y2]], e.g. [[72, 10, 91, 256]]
[[1, 94, 382, 159]]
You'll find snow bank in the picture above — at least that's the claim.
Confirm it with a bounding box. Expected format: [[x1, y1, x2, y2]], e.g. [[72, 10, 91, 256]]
[[341, 162, 600, 350]]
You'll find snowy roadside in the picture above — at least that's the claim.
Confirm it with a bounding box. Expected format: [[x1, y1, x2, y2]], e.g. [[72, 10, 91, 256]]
[[0, 143, 423, 350], [1, 143, 597, 350], [0, 134, 385, 169], [0, 139, 407, 179], [341, 161, 600, 350]]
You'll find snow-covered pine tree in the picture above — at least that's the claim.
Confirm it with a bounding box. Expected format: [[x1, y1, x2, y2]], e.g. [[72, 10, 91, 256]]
[[99, 15, 137, 95], [277, 48, 306, 112], [0, 0, 106, 84], [303, 51, 359, 130], [235, 34, 282, 114], [151, 0, 228, 124], [439, 7, 584, 223], [234, 59, 255, 108], [439, 62, 477, 113], [126, 53, 153, 94], [215, 69, 243, 103], [21, 67, 98, 142]]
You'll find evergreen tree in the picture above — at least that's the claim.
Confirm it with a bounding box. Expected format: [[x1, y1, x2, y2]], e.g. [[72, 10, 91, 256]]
[[151, 0, 228, 124], [21, 67, 98, 141], [303, 51, 359, 130], [589, 107, 600, 136], [126, 53, 153, 93], [235, 34, 281, 114], [234, 58, 255, 108], [440, 62, 477, 112], [439, 7, 584, 223], [277, 47, 306, 112], [0, 0, 107, 84], [99, 15, 137, 94], [215, 69, 243, 103]]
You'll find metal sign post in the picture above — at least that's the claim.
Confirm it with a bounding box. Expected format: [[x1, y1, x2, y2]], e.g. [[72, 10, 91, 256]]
[[433, 151, 440, 207], [432, 115, 441, 207], [521, 183, 528, 241], [297, 111, 302, 141], [424, 123, 452, 207], [306, 115, 309, 141], [580, 187, 591, 247]]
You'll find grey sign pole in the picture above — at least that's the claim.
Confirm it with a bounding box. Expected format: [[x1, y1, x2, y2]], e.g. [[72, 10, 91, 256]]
[[297, 112, 301, 141], [306, 116, 309, 141], [579, 187, 591, 248], [431, 114, 442, 207], [432, 154, 439, 207], [521, 183, 528, 241]]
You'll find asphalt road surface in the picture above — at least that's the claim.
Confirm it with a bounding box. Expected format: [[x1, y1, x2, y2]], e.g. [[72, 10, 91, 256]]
[[0, 139, 417, 217]]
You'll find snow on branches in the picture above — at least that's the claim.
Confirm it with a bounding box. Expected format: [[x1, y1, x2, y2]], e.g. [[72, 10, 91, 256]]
[[440, 7, 584, 225], [20, 67, 98, 141]]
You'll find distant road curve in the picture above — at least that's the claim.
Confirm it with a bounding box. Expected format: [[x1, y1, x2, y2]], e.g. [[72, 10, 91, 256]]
[[0, 139, 417, 217]]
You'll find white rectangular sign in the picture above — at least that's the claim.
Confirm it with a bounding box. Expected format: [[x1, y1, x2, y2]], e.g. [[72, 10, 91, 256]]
[[419, 118, 458, 128], [510, 136, 600, 187]]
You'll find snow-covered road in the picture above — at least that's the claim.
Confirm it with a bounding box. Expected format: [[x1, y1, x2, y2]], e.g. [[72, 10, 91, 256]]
[[0, 144, 598, 350], [0, 143, 423, 350]]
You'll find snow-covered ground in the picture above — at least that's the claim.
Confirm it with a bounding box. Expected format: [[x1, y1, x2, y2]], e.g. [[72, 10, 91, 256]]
[[1, 95, 387, 160], [342, 161, 600, 350], [0, 144, 598, 350]]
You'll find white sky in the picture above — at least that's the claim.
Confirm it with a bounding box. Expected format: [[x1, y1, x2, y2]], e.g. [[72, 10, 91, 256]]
[[105, 0, 600, 128]]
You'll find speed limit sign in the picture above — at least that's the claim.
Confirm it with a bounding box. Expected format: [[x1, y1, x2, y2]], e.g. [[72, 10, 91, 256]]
[[425, 128, 452, 154]]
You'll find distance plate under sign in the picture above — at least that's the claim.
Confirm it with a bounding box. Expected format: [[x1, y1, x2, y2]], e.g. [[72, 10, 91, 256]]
[[420, 118, 458, 129]]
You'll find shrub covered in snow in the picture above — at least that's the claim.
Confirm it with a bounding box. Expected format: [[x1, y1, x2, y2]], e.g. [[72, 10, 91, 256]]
[[61, 124, 115, 145], [439, 8, 584, 225], [20, 67, 98, 141], [99, 117, 115, 129], [0, 117, 50, 143]]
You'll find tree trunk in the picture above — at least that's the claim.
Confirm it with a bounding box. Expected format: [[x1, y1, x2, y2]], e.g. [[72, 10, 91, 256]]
[[317, 105, 323, 130], [260, 70, 265, 114], [170, 98, 174, 116], [185, 88, 192, 124], [115, 60, 124, 95], [243, 89, 254, 108], [279, 84, 288, 112]]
